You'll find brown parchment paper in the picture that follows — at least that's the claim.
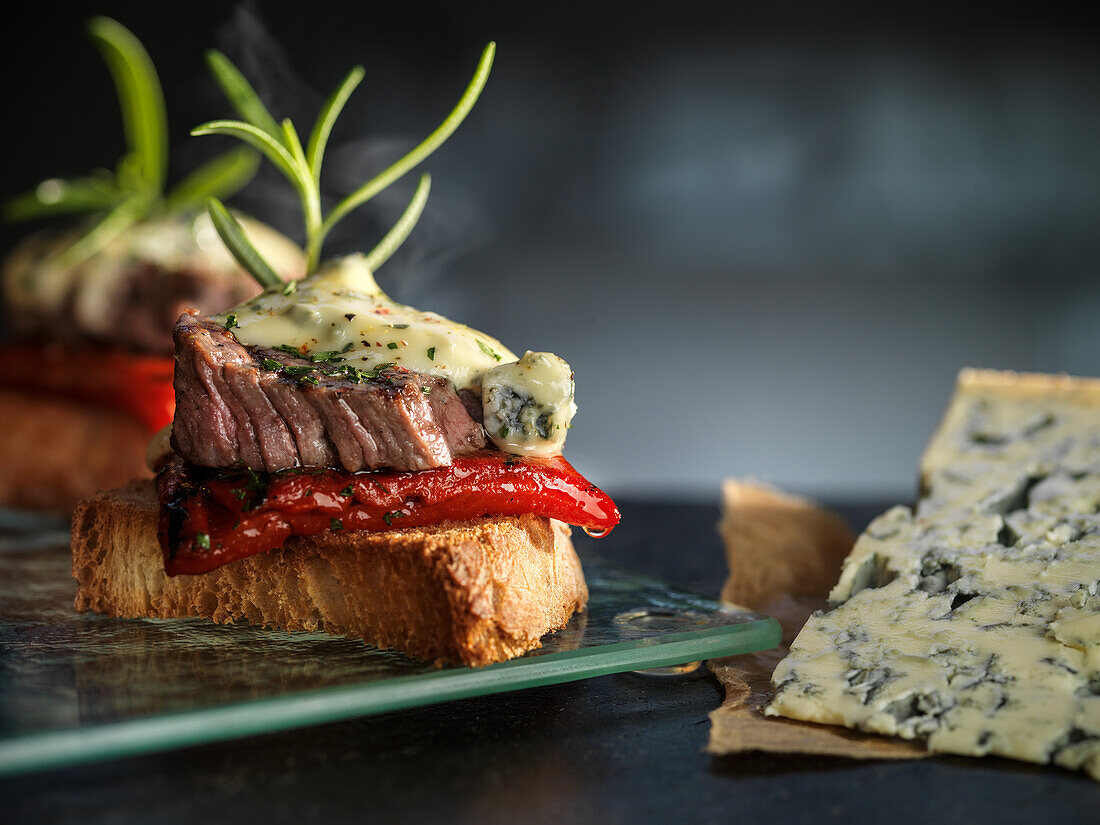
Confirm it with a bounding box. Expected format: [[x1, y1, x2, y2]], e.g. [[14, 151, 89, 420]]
[[706, 479, 927, 759]]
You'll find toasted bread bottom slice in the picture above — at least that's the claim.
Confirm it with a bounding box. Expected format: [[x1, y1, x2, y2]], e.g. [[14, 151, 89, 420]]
[[0, 388, 151, 512], [72, 481, 588, 666]]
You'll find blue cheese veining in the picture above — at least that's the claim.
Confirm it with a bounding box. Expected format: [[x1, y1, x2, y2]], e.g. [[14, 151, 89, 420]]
[[766, 369, 1100, 782], [483, 351, 577, 457], [224, 255, 578, 456]]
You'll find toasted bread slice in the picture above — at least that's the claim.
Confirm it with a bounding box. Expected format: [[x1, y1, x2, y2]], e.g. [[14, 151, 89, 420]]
[[71, 480, 588, 666], [0, 388, 150, 512]]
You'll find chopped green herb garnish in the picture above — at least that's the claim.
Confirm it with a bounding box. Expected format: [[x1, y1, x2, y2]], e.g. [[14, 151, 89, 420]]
[[478, 340, 502, 361], [422, 386, 431, 394], [309, 350, 344, 363], [282, 280, 297, 295], [500, 424, 510, 438], [387, 342, 399, 350], [195, 533, 211, 549], [340, 485, 354, 497], [224, 313, 239, 330], [261, 358, 282, 372], [282, 365, 314, 377], [341, 341, 355, 352], [371, 479, 390, 494], [330, 518, 343, 530], [426, 346, 436, 361], [382, 510, 406, 526], [275, 344, 303, 357], [390, 323, 409, 329], [299, 374, 320, 387], [338, 367, 362, 383]]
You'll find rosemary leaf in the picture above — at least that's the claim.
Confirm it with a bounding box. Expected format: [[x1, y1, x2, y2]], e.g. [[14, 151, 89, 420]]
[[55, 196, 144, 270], [281, 118, 323, 248], [306, 66, 365, 184], [114, 151, 146, 195], [281, 119, 309, 172], [204, 50, 283, 142], [191, 120, 301, 185], [3, 176, 122, 222], [164, 147, 260, 214], [87, 17, 167, 198], [206, 197, 284, 289], [365, 173, 431, 272]]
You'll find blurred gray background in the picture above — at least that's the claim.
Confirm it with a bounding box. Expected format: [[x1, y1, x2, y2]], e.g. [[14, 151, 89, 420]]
[[3, 2, 1097, 502]]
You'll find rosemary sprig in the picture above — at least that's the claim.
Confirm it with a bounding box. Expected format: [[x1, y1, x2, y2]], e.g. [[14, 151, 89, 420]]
[[195, 43, 495, 280], [3, 17, 261, 266]]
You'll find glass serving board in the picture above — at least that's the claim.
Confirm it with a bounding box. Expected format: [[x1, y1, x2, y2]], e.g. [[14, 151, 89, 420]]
[[0, 530, 779, 777]]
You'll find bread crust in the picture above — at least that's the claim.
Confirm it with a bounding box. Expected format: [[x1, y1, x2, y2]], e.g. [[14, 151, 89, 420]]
[[0, 388, 150, 512], [72, 480, 588, 666]]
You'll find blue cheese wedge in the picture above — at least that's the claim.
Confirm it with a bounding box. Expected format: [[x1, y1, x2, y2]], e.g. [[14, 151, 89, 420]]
[[767, 369, 1100, 781], [482, 351, 577, 456]]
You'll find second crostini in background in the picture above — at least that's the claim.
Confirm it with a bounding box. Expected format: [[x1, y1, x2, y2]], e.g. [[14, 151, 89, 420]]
[[0, 17, 303, 512]]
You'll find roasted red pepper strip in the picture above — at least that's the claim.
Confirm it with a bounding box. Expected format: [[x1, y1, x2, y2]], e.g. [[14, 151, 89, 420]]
[[0, 343, 174, 431], [158, 451, 620, 575]]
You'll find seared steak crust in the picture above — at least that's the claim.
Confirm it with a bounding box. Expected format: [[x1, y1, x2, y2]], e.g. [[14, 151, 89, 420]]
[[170, 311, 485, 472]]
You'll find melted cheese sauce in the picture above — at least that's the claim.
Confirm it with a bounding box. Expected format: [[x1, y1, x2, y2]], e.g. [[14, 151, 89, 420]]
[[2, 213, 304, 326], [224, 255, 518, 390], [224, 255, 578, 456]]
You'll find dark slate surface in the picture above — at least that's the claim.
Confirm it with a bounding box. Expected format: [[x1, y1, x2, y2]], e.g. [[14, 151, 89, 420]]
[[5, 500, 1098, 823]]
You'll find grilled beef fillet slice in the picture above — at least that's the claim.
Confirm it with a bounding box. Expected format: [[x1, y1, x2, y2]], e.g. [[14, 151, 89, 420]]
[[170, 311, 486, 473]]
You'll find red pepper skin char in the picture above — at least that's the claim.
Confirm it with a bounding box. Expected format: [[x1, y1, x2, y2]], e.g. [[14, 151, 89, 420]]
[[0, 343, 174, 432], [157, 451, 620, 575]]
